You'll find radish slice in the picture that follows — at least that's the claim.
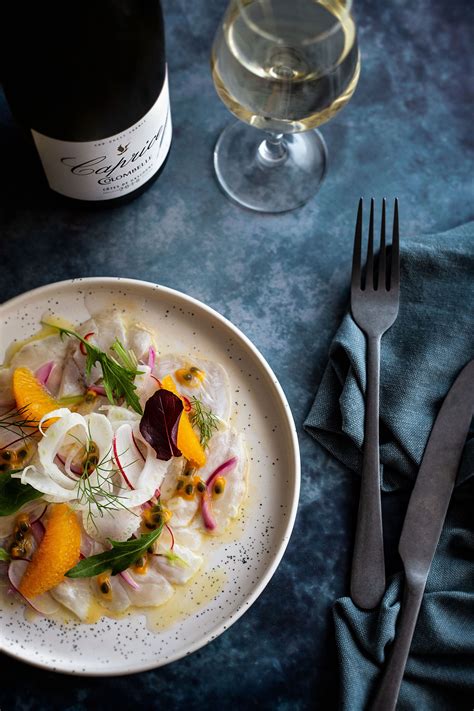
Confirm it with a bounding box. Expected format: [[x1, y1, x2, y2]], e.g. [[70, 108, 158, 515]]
[[113, 430, 136, 490], [119, 570, 140, 590], [8, 560, 60, 615], [35, 361, 55, 386], [131, 432, 146, 462], [79, 332, 95, 356], [165, 523, 175, 549], [206, 456, 238, 489]]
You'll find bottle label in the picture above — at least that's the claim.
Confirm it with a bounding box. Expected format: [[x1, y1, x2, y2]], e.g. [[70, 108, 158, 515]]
[[31, 71, 172, 201]]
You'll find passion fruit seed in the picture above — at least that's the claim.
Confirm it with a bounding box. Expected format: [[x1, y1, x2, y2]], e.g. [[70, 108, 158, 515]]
[[213, 477, 226, 496], [19, 520, 30, 533], [176, 480, 184, 491], [100, 580, 111, 594], [2, 451, 12, 461], [185, 483, 194, 496], [10, 545, 24, 559], [197, 481, 206, 493]]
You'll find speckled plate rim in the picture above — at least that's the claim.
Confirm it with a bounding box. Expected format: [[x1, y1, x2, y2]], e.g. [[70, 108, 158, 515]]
[[0, 276, 300, 676]]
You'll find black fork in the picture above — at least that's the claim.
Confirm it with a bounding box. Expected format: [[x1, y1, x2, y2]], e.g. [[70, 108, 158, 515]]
[[350, 198, 400, 610]]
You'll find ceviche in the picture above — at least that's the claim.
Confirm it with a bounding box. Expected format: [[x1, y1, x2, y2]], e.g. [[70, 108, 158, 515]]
[[0, 310, 247, 621]]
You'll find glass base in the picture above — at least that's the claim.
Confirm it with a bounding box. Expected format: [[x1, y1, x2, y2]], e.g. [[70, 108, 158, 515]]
[[213, 121, 327, 213]]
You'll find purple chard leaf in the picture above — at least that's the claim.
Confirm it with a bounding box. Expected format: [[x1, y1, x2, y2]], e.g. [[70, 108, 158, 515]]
[[139, 389, 183, 460]]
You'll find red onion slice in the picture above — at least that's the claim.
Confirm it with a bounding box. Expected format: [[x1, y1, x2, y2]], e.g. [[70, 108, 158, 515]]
[[205, 456, 238, 488], [119, 570, 140, 590], [148, 346, 156, 370], [88, 384, 107, 396], [201, 492, 217, 531], [30, 520, 46, 546], [29, 504, 48, 525], [35, 361, 55, 386]]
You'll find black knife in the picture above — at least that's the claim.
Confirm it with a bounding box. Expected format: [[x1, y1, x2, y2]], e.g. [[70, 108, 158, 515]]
[[371, 359, 474, 711]]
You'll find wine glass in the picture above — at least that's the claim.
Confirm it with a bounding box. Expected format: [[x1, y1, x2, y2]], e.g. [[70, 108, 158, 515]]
[[211, 0, 360, 213]]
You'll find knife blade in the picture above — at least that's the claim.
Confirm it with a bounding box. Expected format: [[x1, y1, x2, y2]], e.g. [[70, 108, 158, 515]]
[[398, 358, 474, 575], [371, 359, 474, 711]]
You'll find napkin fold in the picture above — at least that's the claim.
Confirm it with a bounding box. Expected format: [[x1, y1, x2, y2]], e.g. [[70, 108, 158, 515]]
[[304, 222, 474, 710]]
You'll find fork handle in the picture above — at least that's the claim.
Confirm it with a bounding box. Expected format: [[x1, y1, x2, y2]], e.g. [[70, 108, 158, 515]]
[[370, 581, 425, 711], [350, 334, 386, 609]]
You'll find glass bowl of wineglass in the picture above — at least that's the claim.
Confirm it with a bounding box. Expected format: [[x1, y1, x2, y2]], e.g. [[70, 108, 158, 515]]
[[211, 0, 360, 213]]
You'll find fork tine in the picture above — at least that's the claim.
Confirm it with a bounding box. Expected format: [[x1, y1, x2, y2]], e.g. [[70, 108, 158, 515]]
[[351, 198, 363, 289], [365, 198, 375, 290], [390, 198, 400, 290], [378, 198, 386, 290]]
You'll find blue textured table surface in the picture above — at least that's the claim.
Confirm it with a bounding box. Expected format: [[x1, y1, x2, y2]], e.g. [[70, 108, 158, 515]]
[[0, 1, 472, 709]]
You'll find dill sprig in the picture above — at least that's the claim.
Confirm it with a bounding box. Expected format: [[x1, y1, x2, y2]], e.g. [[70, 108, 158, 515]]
[[189, 397, 220, 449], [0, 405, 38, 451], [66, 426, 137, 528], [75, 444, 136, 528], [44, 323, 143, 415]]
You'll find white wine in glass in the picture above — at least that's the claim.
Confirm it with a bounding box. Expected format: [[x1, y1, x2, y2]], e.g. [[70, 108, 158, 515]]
[[211, 0, 360, 212]]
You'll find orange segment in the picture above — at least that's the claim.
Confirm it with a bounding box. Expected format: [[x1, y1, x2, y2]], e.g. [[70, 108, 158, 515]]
[[161, 375, 206, 468], [19, 503, 81, 598], [13, 366, 60, 427]]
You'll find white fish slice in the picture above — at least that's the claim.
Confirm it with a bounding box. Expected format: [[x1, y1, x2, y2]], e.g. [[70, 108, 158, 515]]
[[50, 577, 93, 622], [82, 507, 141, 545], [127, 323, 155, 363], [0, 334, 69, 405], [155, 354, 231, 422], [121, 565, 174, 608], [154, 542, 203, 585], [92, 574, 131, 614], [197, 428, 248, 534]]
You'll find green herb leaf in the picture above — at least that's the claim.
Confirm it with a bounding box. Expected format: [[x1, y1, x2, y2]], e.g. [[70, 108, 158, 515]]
[[0, 470, 43, 516], [66, 526, 164, 578], [111, 339, 138, 372], [44, 324, 143, 415], [0, 547, 10, 562], [159, 551, 188, 568], [190, 397, 220, 449]]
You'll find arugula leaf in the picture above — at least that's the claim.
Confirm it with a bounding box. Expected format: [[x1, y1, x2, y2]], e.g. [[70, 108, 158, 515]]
[[66, 526, 164, 578], [44, 324, 143, 415], [0, 547, 10, 562], [0, 470, 43, 516]]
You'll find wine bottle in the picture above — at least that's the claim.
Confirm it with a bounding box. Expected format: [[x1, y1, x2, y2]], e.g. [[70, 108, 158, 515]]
[[1, 1, 172, 203]]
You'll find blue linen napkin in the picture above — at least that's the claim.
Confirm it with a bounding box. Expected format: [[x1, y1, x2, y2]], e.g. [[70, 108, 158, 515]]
[[304, 222, 474, 710]]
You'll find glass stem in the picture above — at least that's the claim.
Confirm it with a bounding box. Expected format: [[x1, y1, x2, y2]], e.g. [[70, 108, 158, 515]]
[[257, 132, 288, 167]]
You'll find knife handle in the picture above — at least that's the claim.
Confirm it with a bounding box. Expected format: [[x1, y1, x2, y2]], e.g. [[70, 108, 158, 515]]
[[351, 334, 385, 609], [370, 581, 425, 711]]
